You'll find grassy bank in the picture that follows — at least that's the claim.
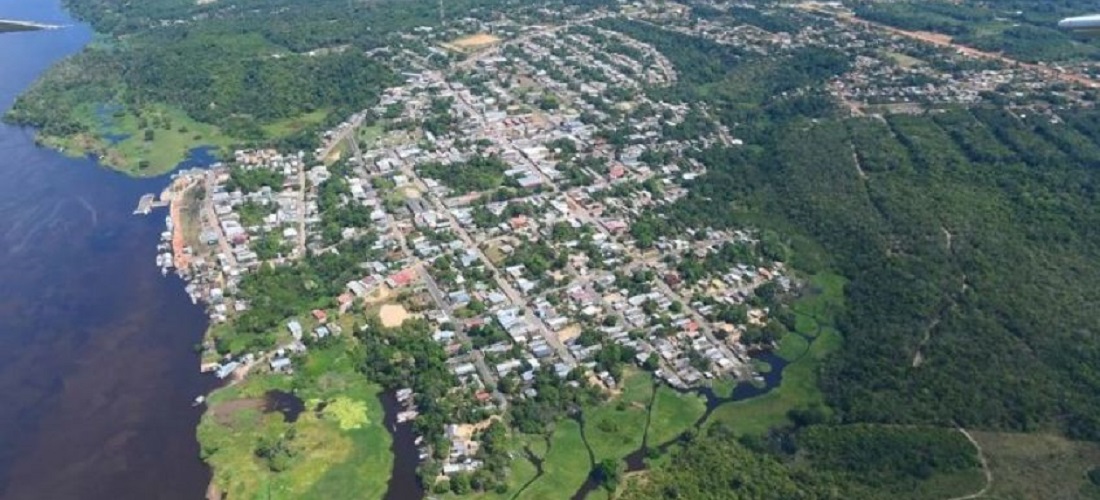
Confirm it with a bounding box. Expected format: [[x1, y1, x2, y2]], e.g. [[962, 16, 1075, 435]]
[[646, 387, 706, 446], [582, 369, 651, 462]]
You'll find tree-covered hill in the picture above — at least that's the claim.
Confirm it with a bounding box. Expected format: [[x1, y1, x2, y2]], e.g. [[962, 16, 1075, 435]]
[[603, 15, 1100, 441]]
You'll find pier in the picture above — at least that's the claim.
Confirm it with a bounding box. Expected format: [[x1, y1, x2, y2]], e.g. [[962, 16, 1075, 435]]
[[133, 193, 169, 215]]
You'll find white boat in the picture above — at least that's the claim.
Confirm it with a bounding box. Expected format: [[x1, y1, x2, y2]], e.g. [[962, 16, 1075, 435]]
[[192, 395, 206, 407]]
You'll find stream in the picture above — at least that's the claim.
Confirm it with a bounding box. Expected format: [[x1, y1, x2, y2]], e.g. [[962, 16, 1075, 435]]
[[569, 350, 791, 499]]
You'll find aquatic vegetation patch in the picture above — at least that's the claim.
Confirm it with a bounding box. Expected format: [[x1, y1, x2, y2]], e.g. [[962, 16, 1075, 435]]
[[322, 397, 370, 430]]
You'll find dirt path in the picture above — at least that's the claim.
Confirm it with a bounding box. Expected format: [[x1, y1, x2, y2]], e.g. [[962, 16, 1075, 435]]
[[801, 4, 1098, 89], [950, 426, 993, 500]]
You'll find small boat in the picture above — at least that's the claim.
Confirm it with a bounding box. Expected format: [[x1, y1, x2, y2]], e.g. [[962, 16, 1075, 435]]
[[192, 395, 206, 407]]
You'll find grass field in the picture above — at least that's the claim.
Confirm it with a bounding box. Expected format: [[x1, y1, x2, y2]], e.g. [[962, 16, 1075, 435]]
[[775, 331, 810, 361], [519, 420, 592, 499], [646, 387, 706, 446], [707, 327, 841, 436], [359, 124, 384, 149], [885, 51, 925, 68], [583, 370, 651, 462], [262, 109, 329, 138], [972, 431, 1100, 500]]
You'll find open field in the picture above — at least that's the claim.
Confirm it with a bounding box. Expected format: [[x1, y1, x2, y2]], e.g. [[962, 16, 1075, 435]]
[[971, 431, 1100, 500], [442, 33, 501, 53], [646, 387, 706, 446], [358, 124, 384, 149], [379, 303, 410, 327], [884, 51, 924, 68], [262, 109, 329, 138], [583, 371, 651, 462]]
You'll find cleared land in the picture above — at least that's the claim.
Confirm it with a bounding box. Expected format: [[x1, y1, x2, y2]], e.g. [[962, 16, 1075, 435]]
[[970, 431, 1100, 500], [378, 304, 410, 327], [442, 33, 501, 53]]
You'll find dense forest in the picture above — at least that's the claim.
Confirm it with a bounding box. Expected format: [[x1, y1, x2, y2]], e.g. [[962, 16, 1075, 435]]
[[622, 423, 981, 499]]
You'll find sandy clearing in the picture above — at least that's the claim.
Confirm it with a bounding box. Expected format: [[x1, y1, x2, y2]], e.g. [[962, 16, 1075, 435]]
[[558, 324, 581, 343], [379, 303, 410, 328]]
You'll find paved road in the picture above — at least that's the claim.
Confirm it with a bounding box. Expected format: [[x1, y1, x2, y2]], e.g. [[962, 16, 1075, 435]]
[[296, 164, 307, 255], [317, 114, 365, 162], [414, 264, 500, 388]]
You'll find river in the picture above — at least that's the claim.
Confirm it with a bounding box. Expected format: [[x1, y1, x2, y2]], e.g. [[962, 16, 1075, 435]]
[[0, 1, 216, 499]]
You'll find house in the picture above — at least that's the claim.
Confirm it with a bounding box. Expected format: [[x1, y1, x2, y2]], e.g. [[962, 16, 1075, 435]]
[[270, 357, 292, 373], [338, 293, 354, 313], [287, 320, 303, 340], [312, 309, 328, 323], [216, 361, 240, 379], [386, 268, 417, 288]]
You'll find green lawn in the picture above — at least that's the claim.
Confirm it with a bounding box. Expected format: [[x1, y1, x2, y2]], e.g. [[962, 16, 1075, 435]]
[[584, 398, 648, 464], [708, 377, 737, 399], [775, 331, 810, 361], [359, 124, 384, 149]]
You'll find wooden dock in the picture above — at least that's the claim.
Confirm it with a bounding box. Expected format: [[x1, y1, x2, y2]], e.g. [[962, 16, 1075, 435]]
[[133, 193, 169, 215]]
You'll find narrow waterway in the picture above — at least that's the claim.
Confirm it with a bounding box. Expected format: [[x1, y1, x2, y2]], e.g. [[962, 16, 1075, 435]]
[[381, 391, 425, 500], [0, 1, 216, 498]]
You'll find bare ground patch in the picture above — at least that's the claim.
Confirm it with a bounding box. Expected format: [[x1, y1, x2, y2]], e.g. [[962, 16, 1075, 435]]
[[209, 398, 263, 427]]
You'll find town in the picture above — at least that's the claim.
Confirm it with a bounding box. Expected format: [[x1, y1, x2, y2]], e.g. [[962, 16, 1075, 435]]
[[137, 0, 1100, 493]]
